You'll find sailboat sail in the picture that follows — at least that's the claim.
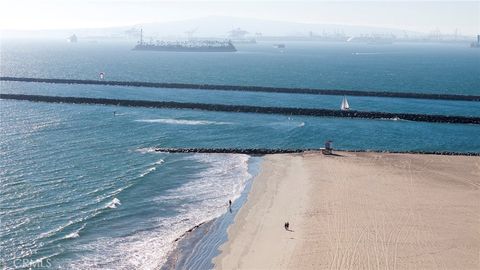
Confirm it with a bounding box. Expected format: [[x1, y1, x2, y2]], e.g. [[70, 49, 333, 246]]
[[341, 96, 350, 111]]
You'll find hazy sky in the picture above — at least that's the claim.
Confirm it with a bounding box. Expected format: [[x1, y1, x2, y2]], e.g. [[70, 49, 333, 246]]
[[1, 0, 479, 35]]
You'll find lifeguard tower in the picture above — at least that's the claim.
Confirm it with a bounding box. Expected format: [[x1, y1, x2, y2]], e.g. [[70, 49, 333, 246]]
[[322, 140, 333, 155]]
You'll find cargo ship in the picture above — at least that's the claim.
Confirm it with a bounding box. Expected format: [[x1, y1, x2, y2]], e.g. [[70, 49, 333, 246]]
[[133, 29, 236, 52]]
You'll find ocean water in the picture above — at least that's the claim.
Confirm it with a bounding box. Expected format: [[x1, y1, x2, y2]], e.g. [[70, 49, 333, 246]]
[[0, 99, 257, 269], [1, 39, 480, 269], [2, 40, 480, 94]]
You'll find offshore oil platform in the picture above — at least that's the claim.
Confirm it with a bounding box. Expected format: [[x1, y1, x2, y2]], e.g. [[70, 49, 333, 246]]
[[132, 29, 237, 52]]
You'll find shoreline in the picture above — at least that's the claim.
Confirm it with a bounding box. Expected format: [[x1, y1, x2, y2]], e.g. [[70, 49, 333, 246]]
[[214, 152, 480, 269], [160, 156, 262, 270]]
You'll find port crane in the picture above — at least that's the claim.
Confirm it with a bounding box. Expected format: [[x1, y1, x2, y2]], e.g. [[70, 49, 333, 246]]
[[185, 28, 198, 40]]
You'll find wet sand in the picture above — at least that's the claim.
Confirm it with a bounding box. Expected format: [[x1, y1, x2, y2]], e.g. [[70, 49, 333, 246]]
[[214, 152, 480, 269]]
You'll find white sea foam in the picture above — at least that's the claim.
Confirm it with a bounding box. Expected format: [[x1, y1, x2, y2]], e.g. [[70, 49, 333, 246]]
[[135, 118, 231, 125], [64, 223, 86, 239], [270, 120, 306, 130], [106, 198, 121, 209], [68, 153, 253, 270], [39, 220, 75, 239], [64, 231, 79, 239], [139, 167, 156, 177], [380, 117, 404, 121], [135, 147, 157, 154], [154, 159, 165, 165]]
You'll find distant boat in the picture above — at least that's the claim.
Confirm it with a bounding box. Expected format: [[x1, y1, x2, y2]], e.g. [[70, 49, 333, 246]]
[[67, 34, 78, 43], [340, 96, 350, 111]]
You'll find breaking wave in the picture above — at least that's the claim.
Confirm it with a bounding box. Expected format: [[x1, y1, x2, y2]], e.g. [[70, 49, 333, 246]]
[[106, 198, 121, 209], [135, 118, 231, 125], [139, 167, 156, 177], [67, 153, 254, 269], [135, 147, 157, 154], [64, 223, 86, 239]]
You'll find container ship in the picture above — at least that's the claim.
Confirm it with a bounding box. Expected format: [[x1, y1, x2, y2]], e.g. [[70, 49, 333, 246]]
[[133, 30, 236, 52]]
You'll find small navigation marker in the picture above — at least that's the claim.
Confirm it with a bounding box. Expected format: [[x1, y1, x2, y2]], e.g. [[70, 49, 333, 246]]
[[99, 72, 105, 80]]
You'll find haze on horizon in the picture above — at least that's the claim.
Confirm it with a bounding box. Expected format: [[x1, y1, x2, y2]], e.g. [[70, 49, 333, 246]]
[[0, 0, 479, 36]]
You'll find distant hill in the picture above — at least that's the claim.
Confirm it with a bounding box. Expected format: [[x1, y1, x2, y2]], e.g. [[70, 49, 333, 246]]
[[1, 16, 421, 40], [135, 16, 420, 38]]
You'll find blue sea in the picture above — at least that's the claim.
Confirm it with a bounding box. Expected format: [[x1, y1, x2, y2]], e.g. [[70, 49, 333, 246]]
[[1, 39, 479, 269]]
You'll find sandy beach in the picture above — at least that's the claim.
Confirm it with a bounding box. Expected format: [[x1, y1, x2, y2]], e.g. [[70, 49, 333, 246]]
[[214, 152, 480, 269]]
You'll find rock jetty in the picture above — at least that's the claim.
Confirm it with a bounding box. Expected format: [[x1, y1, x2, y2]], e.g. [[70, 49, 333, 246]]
[[1, 94, 479, 125], [1, 76, 479, 102]]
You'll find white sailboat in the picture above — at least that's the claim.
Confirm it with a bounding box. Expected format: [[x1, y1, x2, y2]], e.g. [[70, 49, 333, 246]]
[[340, 96, 350, 111]]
